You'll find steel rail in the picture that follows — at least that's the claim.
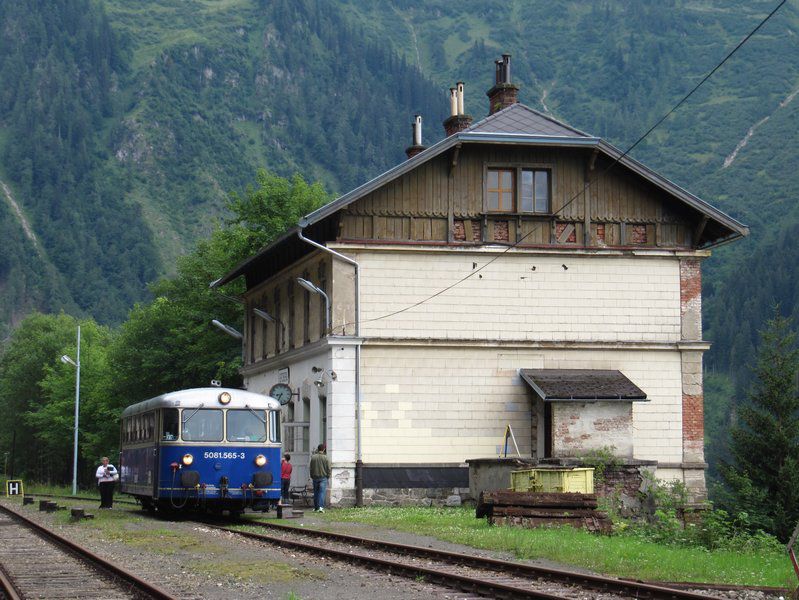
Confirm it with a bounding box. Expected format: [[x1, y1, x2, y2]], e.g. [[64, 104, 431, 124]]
[[208, 522, 571, 599], [231, 519, 717, 600], [0, 502, 177, 600], [28, 492, 139, 506], [0, 561, 22, 600]]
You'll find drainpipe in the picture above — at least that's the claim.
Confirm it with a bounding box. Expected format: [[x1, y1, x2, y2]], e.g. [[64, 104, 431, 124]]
[[297, 230, 364, 506]]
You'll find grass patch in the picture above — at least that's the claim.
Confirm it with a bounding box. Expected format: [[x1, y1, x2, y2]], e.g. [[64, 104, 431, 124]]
[[321, 506, 792, 587], [195, 558, 325, 584]]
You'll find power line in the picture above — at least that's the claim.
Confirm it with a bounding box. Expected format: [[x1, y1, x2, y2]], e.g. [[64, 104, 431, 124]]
[[353, 0, 786, 327]]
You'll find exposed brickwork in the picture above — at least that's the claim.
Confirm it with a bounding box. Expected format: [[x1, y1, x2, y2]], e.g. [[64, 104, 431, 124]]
[[552, 402, 634, 458], [556, 222, 577, 243], [631, 224, 647, 244], [682, 393, 704, 457], [443, 115, 473, 137], [596, 223, 606, 244], [594, 464, 653, 517], [487, 83, 520, 114], [471, 220, 482, 241], [454, 220, 481, 242], [679, 258, 702, 341], [453, 220, 466, 241], [494, 220, 509, 242], [405, 144, 425, 159]]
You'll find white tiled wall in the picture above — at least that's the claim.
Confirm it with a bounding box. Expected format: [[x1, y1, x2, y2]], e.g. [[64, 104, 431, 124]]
[[356, 250, 681, 343], [360, 346, 684, 465]]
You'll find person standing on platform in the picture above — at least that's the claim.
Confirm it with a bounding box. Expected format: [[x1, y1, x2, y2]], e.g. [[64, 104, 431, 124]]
[[280, 454, 293, 504], [309, 444, 331, 513], [95, 456, 118, 509]]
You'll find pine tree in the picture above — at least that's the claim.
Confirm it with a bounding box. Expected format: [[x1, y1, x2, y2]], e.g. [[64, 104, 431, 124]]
[[721, 309, 799, 541]]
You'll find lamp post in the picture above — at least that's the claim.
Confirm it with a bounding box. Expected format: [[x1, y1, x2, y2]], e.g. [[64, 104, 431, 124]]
[[211, 319, 243, 340], [297, 277, 330, 333], [61, 325, 80, 496]]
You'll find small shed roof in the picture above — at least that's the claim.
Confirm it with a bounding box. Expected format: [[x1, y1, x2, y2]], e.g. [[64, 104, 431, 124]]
[[519, 369, 648, 402]]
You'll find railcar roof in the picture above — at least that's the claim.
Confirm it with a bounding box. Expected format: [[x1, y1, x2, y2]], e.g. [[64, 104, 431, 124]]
[[121, 387, 279, 417]]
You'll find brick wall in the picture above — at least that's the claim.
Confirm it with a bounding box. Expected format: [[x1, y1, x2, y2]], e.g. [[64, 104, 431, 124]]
[[551, 402, 634, 458]]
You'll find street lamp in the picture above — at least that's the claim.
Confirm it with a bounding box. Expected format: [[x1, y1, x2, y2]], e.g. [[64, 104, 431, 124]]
[[61, 325, 80, 496], [297, 277, 330, 333], [211, 319, 243, 340], [252, 308, 276, 323]]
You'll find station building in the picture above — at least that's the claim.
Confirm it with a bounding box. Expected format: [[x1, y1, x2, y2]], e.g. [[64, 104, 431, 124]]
[[213, 56, 747, 506]]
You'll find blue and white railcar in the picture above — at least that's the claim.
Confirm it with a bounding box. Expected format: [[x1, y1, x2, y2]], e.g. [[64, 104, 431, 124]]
[[119, 388, 281, 513]]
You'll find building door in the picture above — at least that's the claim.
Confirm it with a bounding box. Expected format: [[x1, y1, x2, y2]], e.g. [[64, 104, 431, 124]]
[[544, 402, 553, 458]]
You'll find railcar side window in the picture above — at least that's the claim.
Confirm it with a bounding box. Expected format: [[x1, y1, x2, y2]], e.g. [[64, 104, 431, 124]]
[[269, 410, 281, 443], [182, 409, 223, 442], [227, 410, 267, 442], [162, 408, 179, 441]]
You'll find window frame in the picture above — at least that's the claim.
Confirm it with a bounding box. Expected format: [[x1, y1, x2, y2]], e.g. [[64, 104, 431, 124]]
[[484, 163, 553, 215]]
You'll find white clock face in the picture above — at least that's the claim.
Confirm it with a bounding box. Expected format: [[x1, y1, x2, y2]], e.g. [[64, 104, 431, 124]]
[[270, 383, 293, 405]]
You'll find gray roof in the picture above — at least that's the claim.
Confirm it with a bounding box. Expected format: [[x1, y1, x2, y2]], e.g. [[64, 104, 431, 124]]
[[519, 369, 648, 402], [470, 103, 590, 138], [215, 102, 749, 287]]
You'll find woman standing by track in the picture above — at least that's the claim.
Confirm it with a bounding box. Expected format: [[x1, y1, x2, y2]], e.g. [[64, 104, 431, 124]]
[[95, 456, 118, 508]]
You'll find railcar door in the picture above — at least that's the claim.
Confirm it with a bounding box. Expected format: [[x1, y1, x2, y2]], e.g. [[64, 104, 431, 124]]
[[155, 408, 180, 497]]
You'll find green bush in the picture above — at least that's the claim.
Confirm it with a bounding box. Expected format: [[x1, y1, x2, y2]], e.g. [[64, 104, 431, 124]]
[[621, 476, 782, 554]]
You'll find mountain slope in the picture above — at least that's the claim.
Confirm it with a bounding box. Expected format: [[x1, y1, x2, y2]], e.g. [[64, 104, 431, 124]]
[[0, 1, 797, 401]]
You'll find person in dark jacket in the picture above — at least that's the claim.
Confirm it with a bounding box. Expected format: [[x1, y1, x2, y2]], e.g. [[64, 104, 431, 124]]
[[309, 444, 331, 512]]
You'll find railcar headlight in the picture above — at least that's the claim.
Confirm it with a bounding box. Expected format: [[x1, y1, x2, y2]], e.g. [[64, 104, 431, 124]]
[[182, 453, 194, 466], [218, 391, 231, 405], [254, 454, 267, 467]]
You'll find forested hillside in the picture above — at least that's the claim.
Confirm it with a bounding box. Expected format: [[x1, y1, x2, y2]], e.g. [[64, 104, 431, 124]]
[[0, 0, 797, 472]]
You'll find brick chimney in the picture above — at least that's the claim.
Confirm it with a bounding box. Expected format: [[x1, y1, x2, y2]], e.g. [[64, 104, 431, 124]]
[[486, 54, 519, 115], [443, 81, 473, 136], [405, 115, 426, 159]]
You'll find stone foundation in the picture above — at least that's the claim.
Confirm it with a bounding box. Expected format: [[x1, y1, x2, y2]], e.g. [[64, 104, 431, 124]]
[[351, 487, 470, 507]]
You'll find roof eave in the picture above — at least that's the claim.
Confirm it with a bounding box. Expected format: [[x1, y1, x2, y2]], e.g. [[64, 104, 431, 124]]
[[212, 226, 301, 288], [596, 140, 749, 241]]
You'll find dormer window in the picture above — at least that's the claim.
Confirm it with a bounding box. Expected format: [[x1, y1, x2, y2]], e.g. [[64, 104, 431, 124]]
[[486, 167, 550, 214], [487, 168, 515, 212]]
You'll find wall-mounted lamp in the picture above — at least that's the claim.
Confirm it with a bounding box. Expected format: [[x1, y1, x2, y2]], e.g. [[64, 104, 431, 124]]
[[252, 308, 276, 323], [312, 366, 337, 388], [297, 277, 330, 333], [211, 319, 243, 340]]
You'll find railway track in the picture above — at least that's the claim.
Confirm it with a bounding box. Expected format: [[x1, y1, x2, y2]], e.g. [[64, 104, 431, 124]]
[[0, 502, 177, 600], [21, 494, 784, 598], [209, 518, 721, 600]]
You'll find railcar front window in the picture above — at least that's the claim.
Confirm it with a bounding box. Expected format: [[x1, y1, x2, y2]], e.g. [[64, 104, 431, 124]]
[[227, 410, 267, 442], [162, 408, 179, 441], [181, 409, 223, 442]]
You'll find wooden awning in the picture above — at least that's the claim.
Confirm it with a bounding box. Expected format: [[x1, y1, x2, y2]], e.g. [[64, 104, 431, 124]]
[[519, 369, 647, 402]]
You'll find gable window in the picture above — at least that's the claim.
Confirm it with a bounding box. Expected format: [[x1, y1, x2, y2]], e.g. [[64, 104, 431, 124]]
[[521, 169, 550, 213], [487, 168, 515, 212], [486, 167, 550, 214]]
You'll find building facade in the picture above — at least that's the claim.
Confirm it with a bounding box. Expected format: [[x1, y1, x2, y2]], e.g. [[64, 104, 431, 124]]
[[214, 57, 747, 506]]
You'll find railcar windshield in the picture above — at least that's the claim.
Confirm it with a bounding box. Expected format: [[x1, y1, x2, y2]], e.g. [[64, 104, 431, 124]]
[[162, 408, 179, 441], [182, 408, 223, 442], [227, 409, 267, 442]]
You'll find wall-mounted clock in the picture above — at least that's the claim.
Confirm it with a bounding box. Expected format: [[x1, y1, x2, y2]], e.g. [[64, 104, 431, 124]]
[[269, 383, 294, 405]]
